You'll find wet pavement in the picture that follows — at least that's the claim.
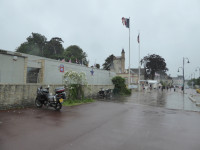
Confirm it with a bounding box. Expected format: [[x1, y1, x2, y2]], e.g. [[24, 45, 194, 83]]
[[121, 89, 200, 111], [1, 90, 200, 150]]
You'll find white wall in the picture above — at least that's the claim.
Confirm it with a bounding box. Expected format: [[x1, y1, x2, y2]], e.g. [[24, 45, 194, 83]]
[[0, 54, 25, 84], [44, 59, 116, 85], [0, 51, 116, 85], [21, 52, 116, 85]]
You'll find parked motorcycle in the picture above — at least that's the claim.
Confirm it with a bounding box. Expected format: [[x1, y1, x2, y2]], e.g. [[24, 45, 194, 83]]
[[35, 86, 66, 111], [98, 88, 112, 99]]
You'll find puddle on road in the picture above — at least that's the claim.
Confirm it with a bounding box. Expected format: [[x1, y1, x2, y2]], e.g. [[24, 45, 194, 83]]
[[99, 90, 200, 112]]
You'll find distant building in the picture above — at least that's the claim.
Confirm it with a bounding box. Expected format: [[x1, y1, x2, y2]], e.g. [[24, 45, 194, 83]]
[[154, 72, 173, 86], [172, 75, 183, 87], [110, 49, 125, 73], [114, 68, 145, 85], [110, 49, 146, 85]]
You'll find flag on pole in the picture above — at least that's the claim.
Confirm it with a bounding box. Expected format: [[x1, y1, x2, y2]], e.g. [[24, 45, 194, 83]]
[[76, 58, 78, 64], [122, 17, 129, 28], [137, 34, 140, 43], [69, 58, 71, 63]]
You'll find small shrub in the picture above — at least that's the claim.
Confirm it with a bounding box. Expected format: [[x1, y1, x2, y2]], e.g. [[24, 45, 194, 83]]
[[112, 76, 131, 95]]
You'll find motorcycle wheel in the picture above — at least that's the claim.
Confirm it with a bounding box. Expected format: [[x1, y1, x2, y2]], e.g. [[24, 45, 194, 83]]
[[35, 99, 43, 108], [55, 103, 62, 111]]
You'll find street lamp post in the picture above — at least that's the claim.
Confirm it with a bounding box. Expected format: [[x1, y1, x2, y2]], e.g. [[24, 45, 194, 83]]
[[178, 66, 183, 88], [190, 73, 195, 89], [178, 57, 190, 94], [195, 67, 200, 78]]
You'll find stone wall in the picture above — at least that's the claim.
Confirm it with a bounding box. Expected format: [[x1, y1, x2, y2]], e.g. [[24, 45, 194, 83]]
[[0, 84, 114, 110]]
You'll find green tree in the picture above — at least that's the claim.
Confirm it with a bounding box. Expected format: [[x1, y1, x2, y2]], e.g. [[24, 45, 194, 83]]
[[141, 54, 168, 80], [103, 54, 115, 70], [16, 33, 47, 56], [188, 77, 200, 86], [95, 64, 100, 69], [45, 37, 64, 59], [64, 45, 88, 64]]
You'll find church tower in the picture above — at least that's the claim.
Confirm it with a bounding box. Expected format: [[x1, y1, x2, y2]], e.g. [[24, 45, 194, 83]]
[[121, 49, 125, 73]]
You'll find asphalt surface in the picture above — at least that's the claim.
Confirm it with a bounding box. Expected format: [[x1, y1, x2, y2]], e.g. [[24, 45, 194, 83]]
[[1, 90, 200, 150]]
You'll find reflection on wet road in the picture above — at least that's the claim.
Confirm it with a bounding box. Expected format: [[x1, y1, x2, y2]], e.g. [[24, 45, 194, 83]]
[[111, 89, 200, 112]]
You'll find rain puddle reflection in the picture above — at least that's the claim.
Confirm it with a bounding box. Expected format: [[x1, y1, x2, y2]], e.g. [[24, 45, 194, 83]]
[[99, 89, 200, 112]]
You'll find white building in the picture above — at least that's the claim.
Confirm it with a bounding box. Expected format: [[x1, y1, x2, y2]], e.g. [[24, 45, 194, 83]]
[[0, 49, 116, 85], [172, 75, 183, 87]]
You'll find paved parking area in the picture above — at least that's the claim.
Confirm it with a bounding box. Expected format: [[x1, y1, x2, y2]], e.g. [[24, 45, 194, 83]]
[[1, 91, 200, 150]]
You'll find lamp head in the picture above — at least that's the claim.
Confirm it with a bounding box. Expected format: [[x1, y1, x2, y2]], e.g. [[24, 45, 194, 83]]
[[187, 60, 190, 63]]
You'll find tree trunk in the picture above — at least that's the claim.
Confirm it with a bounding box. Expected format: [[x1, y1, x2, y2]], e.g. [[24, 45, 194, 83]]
[[151, 71, 155, 80], [144, 67, 147, 80]]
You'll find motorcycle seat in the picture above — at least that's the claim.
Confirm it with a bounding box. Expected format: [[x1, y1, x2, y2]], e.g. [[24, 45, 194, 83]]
[[55, 87, 65, 93]]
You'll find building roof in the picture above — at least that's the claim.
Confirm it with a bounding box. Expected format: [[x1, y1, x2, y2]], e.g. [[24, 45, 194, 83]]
[[128, 68, 145, 75], [114, 56, 122, 60], [0, 49, 27, 58], [172, 76, 183, 80]]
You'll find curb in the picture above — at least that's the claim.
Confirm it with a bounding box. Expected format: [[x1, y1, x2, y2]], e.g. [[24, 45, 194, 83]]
[[188, 95, 200, 107], [196, 103, 200, 107], [188, 95, 196, 103]]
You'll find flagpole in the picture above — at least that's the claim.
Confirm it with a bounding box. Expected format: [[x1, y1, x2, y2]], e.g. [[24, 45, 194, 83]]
[[138, 32, 141, 91], [128, 17, 130, 88]]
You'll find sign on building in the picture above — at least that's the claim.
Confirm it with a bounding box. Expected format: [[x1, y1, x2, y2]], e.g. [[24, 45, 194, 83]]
[[60, 64, 64, 72]]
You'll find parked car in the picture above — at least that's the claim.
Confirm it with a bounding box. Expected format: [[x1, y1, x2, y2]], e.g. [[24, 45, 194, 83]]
[[196, 89, 200, 94]]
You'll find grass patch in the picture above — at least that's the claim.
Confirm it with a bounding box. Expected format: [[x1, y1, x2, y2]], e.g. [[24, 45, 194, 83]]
[[62, 98, 95, 106]]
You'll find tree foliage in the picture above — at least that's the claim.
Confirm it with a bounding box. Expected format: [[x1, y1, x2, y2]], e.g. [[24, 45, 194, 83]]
[[103, 54, 115, 70], [188, 77, 200, 86], [16, 33, 65, 59], [44, 37, 64, 59], [64, 45, 88, 65], [141, 54, 168, 80], [112, 76, 131, 95], [15, 33, 88, 63], [95, 64, 100, 69], [16, 33, 47, 56]]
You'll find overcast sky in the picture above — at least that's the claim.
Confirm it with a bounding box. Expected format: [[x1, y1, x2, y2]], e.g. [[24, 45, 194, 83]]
[[1, 0, 200, 78]]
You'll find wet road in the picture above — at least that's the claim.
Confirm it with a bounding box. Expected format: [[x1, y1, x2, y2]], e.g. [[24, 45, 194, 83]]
[[1, 90, 200, 150], [122, 89, 200, 111]]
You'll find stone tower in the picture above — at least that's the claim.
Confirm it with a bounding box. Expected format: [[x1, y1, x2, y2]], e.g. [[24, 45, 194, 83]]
[[121, 49, 125, 73]]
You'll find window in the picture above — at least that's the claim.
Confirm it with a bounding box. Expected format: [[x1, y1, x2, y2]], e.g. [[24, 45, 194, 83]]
[[26, 67, 40, 83]]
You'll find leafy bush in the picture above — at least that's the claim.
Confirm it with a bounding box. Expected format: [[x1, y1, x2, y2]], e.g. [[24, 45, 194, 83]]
[[112, 76, 131, 95], [67, 84, 84, 100], [64, 71, 88, 100]]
